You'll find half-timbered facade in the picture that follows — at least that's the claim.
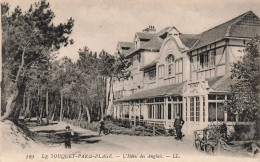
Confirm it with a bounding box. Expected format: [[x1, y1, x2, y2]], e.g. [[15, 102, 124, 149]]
[[108, 11, 260, 134]]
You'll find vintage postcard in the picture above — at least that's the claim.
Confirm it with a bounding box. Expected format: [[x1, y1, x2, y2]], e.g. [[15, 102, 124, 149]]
[[1, 0, 260, 162]]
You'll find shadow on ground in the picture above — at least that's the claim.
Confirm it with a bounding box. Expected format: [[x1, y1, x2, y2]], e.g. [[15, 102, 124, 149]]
[[16, 119, 102, 146]]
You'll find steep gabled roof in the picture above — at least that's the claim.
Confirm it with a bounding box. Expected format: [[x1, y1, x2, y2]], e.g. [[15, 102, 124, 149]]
[[190, 11, 260, 51], [141, 27, 171, 51], [179, 34, 198, 48], [126, 27, 171, 57], [118, 41, 135, 48], [118, 41, 135, 56], [135, 32, 155, 40]]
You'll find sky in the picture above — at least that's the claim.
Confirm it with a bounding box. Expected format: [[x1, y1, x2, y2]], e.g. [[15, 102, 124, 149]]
[[5, 0, 260, 62]]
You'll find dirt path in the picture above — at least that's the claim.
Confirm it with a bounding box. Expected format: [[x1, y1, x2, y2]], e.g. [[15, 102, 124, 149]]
[[25, 118, 203, 155], [2, 119, 257, 162]]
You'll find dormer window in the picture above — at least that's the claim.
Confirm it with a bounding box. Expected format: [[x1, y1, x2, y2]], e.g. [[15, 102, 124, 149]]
[[167, 55, 175, 77]]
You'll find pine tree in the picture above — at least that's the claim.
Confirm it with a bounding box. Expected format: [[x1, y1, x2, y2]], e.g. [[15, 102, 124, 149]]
[[227, 35, 260, 139]]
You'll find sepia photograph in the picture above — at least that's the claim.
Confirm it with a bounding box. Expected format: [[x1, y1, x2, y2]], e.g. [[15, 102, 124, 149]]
[[0, 0, 260, 161]]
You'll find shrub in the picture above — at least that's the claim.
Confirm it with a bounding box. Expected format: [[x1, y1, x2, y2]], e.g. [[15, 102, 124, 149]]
[[228, 124, 252, 141]]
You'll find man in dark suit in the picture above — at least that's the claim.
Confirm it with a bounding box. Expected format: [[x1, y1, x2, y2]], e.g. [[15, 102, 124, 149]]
[[174, 114, 185, 140]]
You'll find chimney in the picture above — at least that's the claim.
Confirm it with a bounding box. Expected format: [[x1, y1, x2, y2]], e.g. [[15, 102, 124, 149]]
[[142, 25, 156, 33]]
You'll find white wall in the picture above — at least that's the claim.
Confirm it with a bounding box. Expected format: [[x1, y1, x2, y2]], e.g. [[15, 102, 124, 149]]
[[142, 51, 158, 66]]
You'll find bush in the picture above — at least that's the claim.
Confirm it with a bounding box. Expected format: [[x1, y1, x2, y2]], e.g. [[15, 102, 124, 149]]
[[204, 123, 227, 140], [228, 124, 252, 141]]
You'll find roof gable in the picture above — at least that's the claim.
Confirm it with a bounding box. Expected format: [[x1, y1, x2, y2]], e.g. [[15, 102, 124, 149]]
[[117, 41, 135, 56], [135, 32, 155, 41], [190, 11, 260, 51]]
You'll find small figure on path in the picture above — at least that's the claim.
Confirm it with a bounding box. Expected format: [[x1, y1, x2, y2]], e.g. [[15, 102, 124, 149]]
[[99, 119, 105, 135], [174, 114, 185, 140], [64, 126, 74, 149]]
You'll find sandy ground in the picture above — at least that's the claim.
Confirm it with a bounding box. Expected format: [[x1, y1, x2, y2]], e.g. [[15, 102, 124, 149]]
[[0, 119, 258, 162]]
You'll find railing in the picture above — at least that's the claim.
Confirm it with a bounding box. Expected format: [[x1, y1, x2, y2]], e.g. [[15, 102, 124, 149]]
[[140, 120, 175, 136]]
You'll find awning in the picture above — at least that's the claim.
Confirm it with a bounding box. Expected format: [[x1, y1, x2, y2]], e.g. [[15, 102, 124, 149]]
[[115, 82, 185, 102]]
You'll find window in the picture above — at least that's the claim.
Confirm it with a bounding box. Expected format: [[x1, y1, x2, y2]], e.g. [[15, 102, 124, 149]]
[[185, 97, 187, 121], [168, 104, 172, 120], [199, 54, 205, 69], [217, 103, 224, 121], [204, 53, 209, 68], [208, 94, 225, 122], [176, 61, 179, 74], [178, 103, 183, 120], [149, 69, 156, 80], [203, 96, 205, 122], [208, 94, 216, 100], [123, 105, 129, 118], [196, 97, 200, 121], [167, 55, 175, 76], [155, 104, 164, 119], [155, 98, 164, 102], [148, 105, 153, 119], [208, 103, 216, 121], [200, 53, 208, 69], [190, 98, 194, 121], [158, 65, 165, 78], [119, 105, 123, 117], [209, 50, 216, 67], [179, 59, 183, 73], [217, 95, 225, 100], [173, 104, 178, 119], [199, 50, 216, 69], [148, 99, 154, 103], [190, 97, 200, 121]]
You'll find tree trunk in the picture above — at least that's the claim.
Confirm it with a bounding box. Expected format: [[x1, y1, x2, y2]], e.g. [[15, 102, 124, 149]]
[[24, 97, 31, 120], [46, 90, 49, 125], [1, 81, 26, 123], [29, 98, 32, 121], [51, 102, 56, 121], [78, 102, 82, 120], [1, 47, 28, 123], [107, 77, 114, 116], [106, 77, 109, 111], [100, 100, 104, 120], [39, 87, 43, 125], [20, 93, 26, 117], [59, 93, 63, 121], [84, 104, 91, 123]]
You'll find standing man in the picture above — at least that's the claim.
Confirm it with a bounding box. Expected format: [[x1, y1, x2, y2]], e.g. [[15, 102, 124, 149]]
[[174, 114, 185, 140]]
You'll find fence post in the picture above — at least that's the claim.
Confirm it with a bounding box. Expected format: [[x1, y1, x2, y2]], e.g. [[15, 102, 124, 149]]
[[217, 139, 221, 154], [193, 131, 196, 148], [203, 130, 207, 152], [153, 122, 155, 136]]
